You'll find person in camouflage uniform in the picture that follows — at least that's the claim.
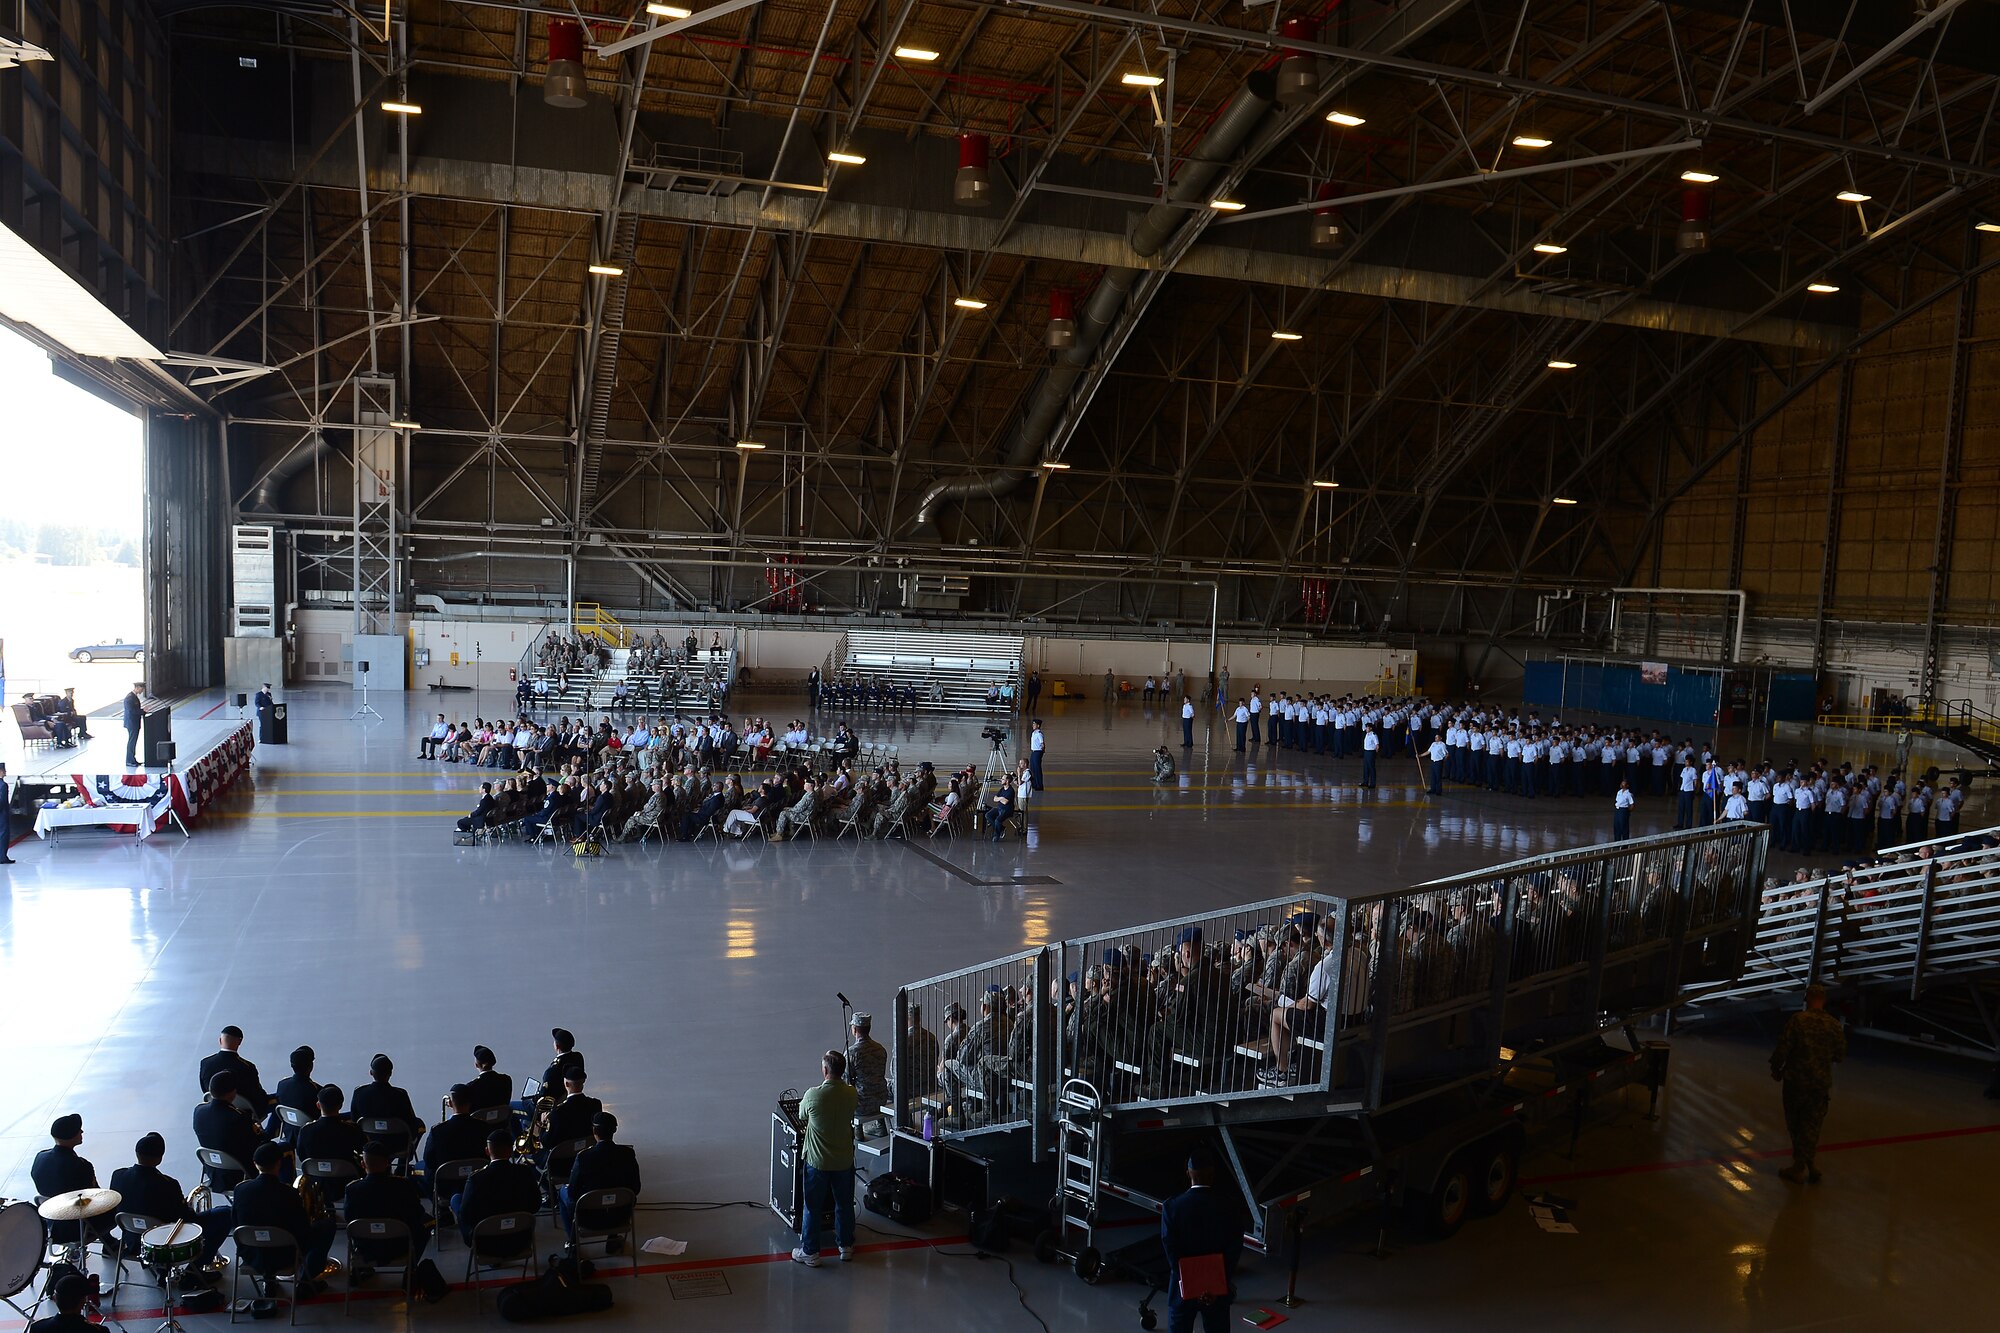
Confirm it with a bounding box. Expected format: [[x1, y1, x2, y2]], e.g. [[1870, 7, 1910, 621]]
[[843, 1014, 890, 1120], [1769, 983, 1845, 1183]]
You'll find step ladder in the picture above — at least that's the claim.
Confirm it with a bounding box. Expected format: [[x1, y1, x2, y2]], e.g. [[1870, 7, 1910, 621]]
[[1055, 1078, 1108, 1258]]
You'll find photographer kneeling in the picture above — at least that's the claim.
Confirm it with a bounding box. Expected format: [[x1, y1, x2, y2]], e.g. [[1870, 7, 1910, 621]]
[[1153, 746, 1177, 785]]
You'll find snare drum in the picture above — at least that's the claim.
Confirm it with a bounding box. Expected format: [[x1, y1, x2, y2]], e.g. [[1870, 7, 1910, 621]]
[[142, 1221, 204, 1269]]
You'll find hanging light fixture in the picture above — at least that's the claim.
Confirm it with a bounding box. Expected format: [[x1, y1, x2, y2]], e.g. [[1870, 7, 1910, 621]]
[[955, 133, 992, 208], [1276, 17, 1320, 107], [543, 19, 588, 109], [1676, 187, 1713, 253], [1310, 183, 1343, 249], [1046, 287, 1077, 349]]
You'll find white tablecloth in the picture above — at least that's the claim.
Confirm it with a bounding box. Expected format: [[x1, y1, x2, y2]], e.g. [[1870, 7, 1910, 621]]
[[35, 803, 160, 840]]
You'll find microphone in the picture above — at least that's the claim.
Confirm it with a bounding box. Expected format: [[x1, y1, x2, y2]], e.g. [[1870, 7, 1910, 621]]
[[837, 993, 850, 1007]]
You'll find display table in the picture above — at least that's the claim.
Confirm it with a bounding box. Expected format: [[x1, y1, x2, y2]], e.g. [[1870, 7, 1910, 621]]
[[36, 802, 163, 842]]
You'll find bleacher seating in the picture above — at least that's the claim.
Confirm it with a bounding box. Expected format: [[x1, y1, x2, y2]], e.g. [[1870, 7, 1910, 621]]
[[520, 633, 737, 718], [832, 629, 1024, 713]]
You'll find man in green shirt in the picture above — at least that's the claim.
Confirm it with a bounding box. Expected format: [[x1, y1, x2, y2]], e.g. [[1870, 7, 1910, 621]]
[[790, 1050, 859, 1268]]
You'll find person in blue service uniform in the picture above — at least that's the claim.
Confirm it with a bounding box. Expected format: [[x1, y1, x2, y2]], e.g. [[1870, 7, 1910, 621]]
[[1181, 696, 1195, 748], [254, 684, 277, 743], [1159, 1147, 1243, 1333], [0, 762, 14, 865], [1612, 780, 1635, 841], [123, 682, 146, 768]]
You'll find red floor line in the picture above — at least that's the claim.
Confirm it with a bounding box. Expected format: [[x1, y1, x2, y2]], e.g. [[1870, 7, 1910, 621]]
[[198, 698, 226, 719], [1518, 1119, 2000, 1186], [0, 1233, 973, 1327]]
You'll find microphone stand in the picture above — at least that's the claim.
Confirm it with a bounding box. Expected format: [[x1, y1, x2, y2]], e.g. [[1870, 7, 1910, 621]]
[[837, 994, 851, 1059]]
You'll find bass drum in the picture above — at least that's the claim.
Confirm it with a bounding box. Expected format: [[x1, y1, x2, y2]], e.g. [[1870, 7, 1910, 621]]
[[0, 1201, 48, 1301]]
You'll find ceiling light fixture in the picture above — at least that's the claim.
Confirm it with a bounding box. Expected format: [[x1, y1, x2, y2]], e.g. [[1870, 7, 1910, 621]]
[[1836, 189, 1871, 204], [1040, 460, 1071, 470], [1325, 111, 1365, 127], [1120, 72, 1164, 88], [588, 263, 624, 276], [381, 100, 422, 115], [1977, 221, 2000, 234], [387, 419, 421, 430], [893, 45, 940, 61], [1209, 198, 1246, 212], [827, 149, 867, 165], [1551, 496, 1579, 505], [1680, 168, 1721, 184], [1547, 359, 1577, 370], [953, 297, 988, 310], [1532, 242, 1568, 255], [646, 4, 692, 17], [1511, 134, 1553, 149], [1806, 282, 1841, 294], [1311, 479, 1340, 489], [734, 439, 767, 450], [1270, 330, 1303, 341]]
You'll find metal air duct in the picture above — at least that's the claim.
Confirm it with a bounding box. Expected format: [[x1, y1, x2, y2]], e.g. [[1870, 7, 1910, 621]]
[[907, 72, 1275, 535]]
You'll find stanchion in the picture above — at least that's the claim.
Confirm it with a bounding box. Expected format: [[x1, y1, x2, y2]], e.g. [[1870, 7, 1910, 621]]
[[1281, 1208, 1306, 1308]]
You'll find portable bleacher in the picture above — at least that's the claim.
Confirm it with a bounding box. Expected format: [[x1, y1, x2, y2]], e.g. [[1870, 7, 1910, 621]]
[[836, 629, 1023, 712]]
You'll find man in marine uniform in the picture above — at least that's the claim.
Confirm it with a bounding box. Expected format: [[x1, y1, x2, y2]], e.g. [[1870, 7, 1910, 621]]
[[1769, 983, 1845, 1183]]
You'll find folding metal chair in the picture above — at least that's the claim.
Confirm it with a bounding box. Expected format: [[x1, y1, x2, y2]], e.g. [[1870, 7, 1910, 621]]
[[429, 1158, 482, 1250], [564, 1187, 637, 1275], [229, 1224, 302, 1325], [464, 1212, 536, 1309], [343, 1218, 416, 1317]]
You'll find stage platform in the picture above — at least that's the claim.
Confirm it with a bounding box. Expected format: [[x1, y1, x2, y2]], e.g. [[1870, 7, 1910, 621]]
[[7, 708, 254, 839]]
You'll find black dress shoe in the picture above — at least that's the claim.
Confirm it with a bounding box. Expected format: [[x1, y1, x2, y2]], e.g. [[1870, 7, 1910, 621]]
[[0, 859, 16, 866]]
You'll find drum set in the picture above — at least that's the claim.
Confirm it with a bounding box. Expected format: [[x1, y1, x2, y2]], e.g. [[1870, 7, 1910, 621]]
[[0, 1190, 212, 1333]]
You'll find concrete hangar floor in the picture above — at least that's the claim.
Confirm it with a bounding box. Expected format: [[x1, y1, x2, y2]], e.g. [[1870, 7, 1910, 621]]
[[1, 688, 1992, 1332]]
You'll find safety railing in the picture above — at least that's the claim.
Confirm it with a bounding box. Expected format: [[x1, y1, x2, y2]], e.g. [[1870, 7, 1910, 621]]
[[1686, 825, 2000, 1005], [891, 823, 1765, 1142], [573, 602, 629, 649], [892, 947, 1049, 1147]]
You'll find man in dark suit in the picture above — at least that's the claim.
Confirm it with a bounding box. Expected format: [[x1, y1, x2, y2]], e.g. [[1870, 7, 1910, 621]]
[[31, 1114, 110, 1246], [343, 1141, 433, 1269], [422, 1085, 490, 1187], [561, 1113, 640, 1247], [294, 1084, 365, 1165], [233, 1142, 333, 1297], [466, 1046, 512, 1112], [678, 780, 727, 840], [123, 682, 145, 768], [271, 1045, 320, 1142], [1, 762, 15, 865], [108, 1132, 229, 1271], [457, 784, 496, 834], [1159, 1148, 1244, 1333], [191, 1071, 263, 1192], [452, 1129, 540, 1252], [198, 1026, 272, 1115]]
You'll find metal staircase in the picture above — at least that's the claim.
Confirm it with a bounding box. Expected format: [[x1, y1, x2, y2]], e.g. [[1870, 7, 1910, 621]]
[[1907, 699, 2000, 767]]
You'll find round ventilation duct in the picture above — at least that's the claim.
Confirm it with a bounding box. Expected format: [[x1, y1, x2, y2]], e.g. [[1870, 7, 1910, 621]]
[[1277, 18, 1320, 107], [1047, 287, 1077, 349], [956, 133, 992, 208], [544, 20, 587, 109], [1676, 187, 1712, 253]]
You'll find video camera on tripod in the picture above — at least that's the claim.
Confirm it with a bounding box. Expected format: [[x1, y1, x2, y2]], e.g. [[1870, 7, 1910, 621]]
[[981, 725, 1009, 750]]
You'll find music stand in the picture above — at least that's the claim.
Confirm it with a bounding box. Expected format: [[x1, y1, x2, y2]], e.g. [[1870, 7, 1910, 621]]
[[351, 659, 384, 721]]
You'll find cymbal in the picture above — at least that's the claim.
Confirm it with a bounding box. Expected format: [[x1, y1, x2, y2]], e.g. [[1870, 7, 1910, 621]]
[[37, 1189, 121, 1222]]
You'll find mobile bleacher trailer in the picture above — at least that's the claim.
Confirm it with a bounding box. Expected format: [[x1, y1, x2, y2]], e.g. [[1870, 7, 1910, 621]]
[[884, 823, 1770, 1298]]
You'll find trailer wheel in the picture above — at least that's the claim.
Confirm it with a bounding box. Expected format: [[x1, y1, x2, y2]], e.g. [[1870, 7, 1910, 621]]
[[1421, 1160, 1473, 1238], [1139, 1307, 1158, 1330], [1074, 1246, 1103, 1284], [1472, 1141, 1519, 1216], [1033, 1230, 1058, 1265]]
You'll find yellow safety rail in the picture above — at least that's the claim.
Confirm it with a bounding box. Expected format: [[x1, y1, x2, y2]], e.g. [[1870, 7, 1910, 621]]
[[573, 602, 628, 649], [1796, 707, 2000, 746]]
